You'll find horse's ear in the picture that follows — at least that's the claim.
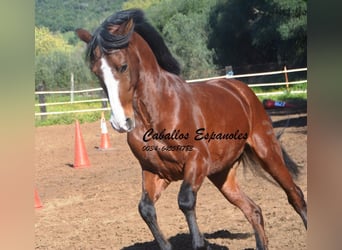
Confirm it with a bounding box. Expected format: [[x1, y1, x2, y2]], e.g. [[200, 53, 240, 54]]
[[75, 28, 92, 43], [107, 18, 134, 36], [123, 18, 134, 34]]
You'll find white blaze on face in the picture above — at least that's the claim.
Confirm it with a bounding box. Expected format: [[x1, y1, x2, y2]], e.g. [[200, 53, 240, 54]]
[[100, 57, 128, 132]]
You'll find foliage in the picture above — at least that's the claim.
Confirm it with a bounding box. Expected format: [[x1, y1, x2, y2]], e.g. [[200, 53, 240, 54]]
[[35, 0, 125, 32], [208, 0, 307, 72], [35, 27, 72, 56], [146, 0, 218, 79], [123, 0, 161, 10], [35, 0, 307, 91], [161, 13, 216, 79], [35, 26, 96, 90]]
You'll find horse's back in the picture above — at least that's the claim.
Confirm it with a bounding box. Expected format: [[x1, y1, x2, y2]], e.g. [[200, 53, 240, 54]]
[[189, 78, 264, 120], [203, 78, 260, 104]]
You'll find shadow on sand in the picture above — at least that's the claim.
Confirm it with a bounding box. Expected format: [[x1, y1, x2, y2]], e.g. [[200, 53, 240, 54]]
[[121, 230, 253, 250]]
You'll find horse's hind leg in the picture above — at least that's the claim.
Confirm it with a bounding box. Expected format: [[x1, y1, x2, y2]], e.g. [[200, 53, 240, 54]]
[[248, 123, 307, 228], [138, 170, 171, 250], [209, 164, 268, 250]]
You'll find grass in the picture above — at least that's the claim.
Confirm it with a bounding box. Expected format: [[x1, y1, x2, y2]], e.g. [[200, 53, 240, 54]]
[[258, 92, 307, 103], [35, 94, 111, 126], [251, 81, 307, 102]]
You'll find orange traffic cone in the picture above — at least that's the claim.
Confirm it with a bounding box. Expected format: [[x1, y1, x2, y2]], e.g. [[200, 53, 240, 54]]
[[34, 189, 43, 209], [263, 99, 295, 109], [74, 120, 90, 168], [99, 112, 112, 150]]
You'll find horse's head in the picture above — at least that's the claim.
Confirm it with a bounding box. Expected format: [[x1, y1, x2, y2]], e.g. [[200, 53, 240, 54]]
[[76, 18, 138, 133], [77, 9, 181, 132]]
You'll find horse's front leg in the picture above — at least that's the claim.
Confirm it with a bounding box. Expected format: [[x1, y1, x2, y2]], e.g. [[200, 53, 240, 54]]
[[178, 154, 210, 250], [138, 170, 171, 250]]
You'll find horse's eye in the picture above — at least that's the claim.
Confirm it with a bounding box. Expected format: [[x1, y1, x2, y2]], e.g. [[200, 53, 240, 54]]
[[119, 64, 128, 73]]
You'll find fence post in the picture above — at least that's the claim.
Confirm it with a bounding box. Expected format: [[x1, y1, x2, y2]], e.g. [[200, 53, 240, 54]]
[[37, 81, 47, 120], [70, 72, 74, 103], [225, 65, 234, 77], [284, 66, 289, 92]]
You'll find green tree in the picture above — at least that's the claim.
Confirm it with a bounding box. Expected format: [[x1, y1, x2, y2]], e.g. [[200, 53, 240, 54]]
[[35, 26, 94, 90], [208, 0, 307, 72], [35, 51, 72, 90], [35, 26, 72, 56], [254, 0, 307, 67], [147, 0, 217, 79], [162, 13, 215, 79]]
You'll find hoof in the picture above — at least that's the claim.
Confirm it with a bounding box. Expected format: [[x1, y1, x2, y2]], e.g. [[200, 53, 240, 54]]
[[194, 242, 211, 250], [163, 244, 172, 250]]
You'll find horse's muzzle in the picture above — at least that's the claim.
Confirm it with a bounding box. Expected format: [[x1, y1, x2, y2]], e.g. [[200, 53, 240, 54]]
[[110, 116, 135, 133]]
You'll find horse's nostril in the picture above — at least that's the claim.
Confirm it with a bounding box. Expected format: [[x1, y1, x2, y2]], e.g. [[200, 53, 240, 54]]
[[126, 117, 135, 131]]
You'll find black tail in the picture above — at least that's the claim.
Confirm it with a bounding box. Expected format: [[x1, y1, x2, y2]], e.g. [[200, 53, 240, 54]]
[[240, 143, 301, 185], [280, 146, 301, 178], [274, 115, 301, 178]]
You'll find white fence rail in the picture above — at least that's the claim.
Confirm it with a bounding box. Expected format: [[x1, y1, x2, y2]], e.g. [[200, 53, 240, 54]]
[[35, 98, 108, 107], [35, 68, 307, 117], [35, 87, 104, 95], [186, 67, 307, 83]]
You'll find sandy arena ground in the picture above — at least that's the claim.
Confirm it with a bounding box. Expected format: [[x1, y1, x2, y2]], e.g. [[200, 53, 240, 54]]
[[35, 105, 307, 250]]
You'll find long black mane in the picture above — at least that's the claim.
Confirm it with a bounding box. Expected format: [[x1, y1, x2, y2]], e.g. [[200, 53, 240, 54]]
[[87, 9, 181, 75]]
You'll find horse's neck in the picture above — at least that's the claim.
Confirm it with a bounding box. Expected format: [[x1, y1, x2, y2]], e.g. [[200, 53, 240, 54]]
[[135, 68, 181, 122], [131, 33, 188, 129]]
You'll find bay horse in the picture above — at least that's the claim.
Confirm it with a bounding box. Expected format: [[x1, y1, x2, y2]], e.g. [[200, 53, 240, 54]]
[[76, 9, 307, 250]]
